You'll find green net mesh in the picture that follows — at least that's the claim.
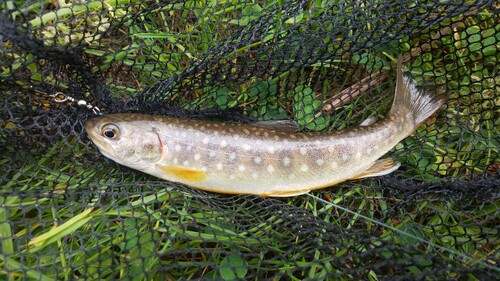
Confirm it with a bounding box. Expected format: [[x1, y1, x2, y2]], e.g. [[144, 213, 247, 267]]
[[1, 0, 498, 280]]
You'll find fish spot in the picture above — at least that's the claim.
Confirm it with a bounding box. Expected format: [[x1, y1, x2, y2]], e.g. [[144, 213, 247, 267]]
[[216, 163, 223, 170], [300, 164, 309, 172], [175, 144, 182, 151], [213, 124, 219, 128], [229, 128, 235, 133], [366, 148, 373, 154], [173, 158, 178, 165], [300, 148, 307, 155], [229, 152, 237, 160], [238, 165, 246, 172], [209, 151, 216, 158], [194, 154, 201, 161], [267, 165, 275, 174], [243, 144, 251, 151], [183, 160, 190, 166], [220, 140, 228, 147], [348, 131, 356, 137], [290, 134, 297, 139], [181, 132, 187, 138], [254, 156, 262, 164], [201, 166, 208, 172], [268, 146, 275, 154], [316, 159, 324, 166], [274, 135, 280, 140], [355, 152, 362, 161], [202, 137, 209, 144], [341, 153, 349, 161], [229, 175, 236, 180], [252, 172, 259, 179], [263, 132, 269, 137], [331, 162, 338, 169], [283, 157, 291, 167], [328, 146, 335, 153], [243, 129, 250, 135]]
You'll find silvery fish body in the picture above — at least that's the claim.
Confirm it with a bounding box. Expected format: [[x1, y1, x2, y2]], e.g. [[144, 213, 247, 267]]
[[85, 59, 445, 196]]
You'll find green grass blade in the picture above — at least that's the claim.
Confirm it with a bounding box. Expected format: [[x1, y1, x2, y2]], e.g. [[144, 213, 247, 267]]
[[306, 193, 500, 273], [0, 254, 55, 281], [28, 208, 94, 253], [0, 208, 14, 257], [0, 206, 15, 281]]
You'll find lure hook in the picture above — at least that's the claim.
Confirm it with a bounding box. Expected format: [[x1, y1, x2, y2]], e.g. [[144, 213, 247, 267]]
[[31, 86, 102, 115]]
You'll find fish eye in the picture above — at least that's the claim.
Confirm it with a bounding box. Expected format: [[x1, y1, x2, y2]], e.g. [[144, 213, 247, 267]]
[[101, 123, 120, 139]]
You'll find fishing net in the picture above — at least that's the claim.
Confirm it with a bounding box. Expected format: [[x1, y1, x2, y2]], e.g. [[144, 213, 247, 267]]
[[1, 0, 498, 280]]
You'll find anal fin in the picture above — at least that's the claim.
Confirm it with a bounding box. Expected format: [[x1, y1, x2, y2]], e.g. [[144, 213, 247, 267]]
[[157, 165, 208, 182], [349, 158, 401, 180]]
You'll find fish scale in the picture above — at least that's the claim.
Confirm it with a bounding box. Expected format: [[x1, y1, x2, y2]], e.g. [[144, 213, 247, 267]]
[[85, 58, 445, 196]]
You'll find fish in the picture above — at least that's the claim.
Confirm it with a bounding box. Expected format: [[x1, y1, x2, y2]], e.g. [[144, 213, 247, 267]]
[[85, 58, 445, 197]]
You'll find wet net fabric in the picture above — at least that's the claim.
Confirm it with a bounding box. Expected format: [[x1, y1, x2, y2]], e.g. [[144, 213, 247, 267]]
[[0, 0, 498, 280]]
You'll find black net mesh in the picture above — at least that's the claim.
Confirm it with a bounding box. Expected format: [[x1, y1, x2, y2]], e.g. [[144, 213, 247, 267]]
[[1, 0, 498, 280]]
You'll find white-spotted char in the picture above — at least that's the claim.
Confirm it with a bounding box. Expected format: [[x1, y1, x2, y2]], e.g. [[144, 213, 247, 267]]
[[85, 58, 445, 196]]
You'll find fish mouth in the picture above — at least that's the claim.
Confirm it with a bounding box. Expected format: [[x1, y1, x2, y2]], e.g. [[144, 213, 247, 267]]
[[84, 118, 98, 136], [84, 118, 115, 156]]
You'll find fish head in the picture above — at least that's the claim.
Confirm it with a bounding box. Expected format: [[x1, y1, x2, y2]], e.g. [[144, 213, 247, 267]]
[[85, 115, 164, 169]]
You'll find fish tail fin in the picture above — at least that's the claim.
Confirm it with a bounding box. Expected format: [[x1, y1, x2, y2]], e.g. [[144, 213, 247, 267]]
[[389, 57, 446, 130]]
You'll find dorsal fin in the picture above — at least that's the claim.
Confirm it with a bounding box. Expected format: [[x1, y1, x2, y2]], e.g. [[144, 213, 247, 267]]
[[252, 120, 300, 132]]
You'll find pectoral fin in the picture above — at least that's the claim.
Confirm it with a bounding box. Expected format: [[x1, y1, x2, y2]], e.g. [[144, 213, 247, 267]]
[[349, 158, 401, 180], [157, 165, 208, 182]]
